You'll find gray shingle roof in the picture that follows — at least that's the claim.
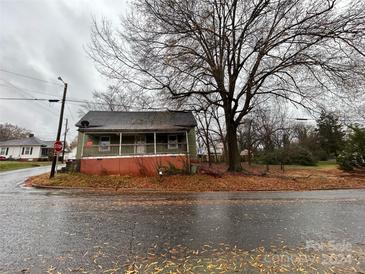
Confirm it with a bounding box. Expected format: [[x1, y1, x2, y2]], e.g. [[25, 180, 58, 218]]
[[0, 138, 64, 148], [76, 111, 197, 132], [0, 136, 47, 147], [42, 141, 56, 148]]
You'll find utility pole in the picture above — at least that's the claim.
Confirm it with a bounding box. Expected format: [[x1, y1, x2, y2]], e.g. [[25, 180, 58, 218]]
[[50, 77, 68, 178], [61, 118, 68, 162]]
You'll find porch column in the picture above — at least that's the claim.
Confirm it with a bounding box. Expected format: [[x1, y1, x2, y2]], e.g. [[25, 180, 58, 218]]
[[80, 133, 86, 158], [154, 132, 157, 154], [119, 132, 122, 156], [186, 130, 191, 173], [186, 131, 190, 155]]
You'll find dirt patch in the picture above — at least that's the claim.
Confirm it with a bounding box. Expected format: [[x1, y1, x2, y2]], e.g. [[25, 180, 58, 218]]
[[27, 164, 365, 192]]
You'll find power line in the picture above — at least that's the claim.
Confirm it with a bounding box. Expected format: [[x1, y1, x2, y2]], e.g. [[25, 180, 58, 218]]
[[0, 80, 92, 105], [0, 82, 59, 98], [0, 97, 59, 102], [0, 97, 94, 104], [0, 96, 166, 110], [0, 68, 62, 86], [0, 97, 98, 104], [0, 81, 162, 110], [288, 117, 365, 122], [66, 104, 76, 122], [0, 80, 60, 117]]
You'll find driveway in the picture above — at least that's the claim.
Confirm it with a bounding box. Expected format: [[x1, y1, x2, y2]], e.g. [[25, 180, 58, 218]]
[[0, 168, 364, 273]]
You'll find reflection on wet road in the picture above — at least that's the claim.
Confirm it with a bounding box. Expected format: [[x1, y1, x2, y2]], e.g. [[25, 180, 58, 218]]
[[0, 168, 364, 273]]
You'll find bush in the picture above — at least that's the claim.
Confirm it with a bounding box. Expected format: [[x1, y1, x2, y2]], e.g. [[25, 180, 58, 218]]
[[337, 126, 365, 171], [337, 152, 356, 171], [254, 145, 316, 166], [337, 152, 365, 171], [286, 145, 316, 166], [254, 151, 280, 165], [166, 162, 185, 175], [312, 148, 329, 161]]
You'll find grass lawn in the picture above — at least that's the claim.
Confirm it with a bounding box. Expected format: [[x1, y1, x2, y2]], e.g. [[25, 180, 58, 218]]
[[28, 161, 364, 192], [288, 160, 337, 169], [0, 161, 51, 172], [316, 159, 338, 168]]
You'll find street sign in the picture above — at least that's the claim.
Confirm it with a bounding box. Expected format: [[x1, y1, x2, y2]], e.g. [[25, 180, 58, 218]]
[[54, 141, 63, 153]]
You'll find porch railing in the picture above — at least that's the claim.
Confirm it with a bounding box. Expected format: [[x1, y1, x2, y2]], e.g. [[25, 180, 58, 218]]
[[82, 143, 188, 157]]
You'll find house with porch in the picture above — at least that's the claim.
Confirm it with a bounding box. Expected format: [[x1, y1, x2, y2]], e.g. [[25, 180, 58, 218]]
[[75, 111, 197, 176]]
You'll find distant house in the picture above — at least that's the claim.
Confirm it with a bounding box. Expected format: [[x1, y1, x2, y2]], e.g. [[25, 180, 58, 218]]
[[64, 146, 77, 161], [0, 135, 55, 161], [75, 111, 197, 176]]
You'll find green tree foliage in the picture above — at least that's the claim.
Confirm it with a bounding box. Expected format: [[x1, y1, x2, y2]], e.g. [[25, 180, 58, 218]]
[[256, 145, 316, 166], [316, 111, 345, 157], [337, 125, 365, 171], [292, 124, 328, 161]]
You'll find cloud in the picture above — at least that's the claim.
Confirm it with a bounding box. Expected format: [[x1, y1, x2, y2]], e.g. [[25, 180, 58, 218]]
[[0, 0, 128, 141]]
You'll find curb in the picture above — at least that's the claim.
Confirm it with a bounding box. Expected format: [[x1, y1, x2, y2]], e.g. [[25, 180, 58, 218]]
[[28, 182, 202, 194], [29, 183, 160, 192]]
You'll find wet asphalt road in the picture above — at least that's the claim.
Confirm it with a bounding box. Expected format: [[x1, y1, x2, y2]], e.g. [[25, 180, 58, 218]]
[[0, 167, 364, 273]]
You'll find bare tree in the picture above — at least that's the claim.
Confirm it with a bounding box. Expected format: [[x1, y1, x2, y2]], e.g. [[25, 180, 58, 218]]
[[248, 104, 288, 150], [187, 94, 226, 165], [238, 119, 254, 165], [0, 123, 31, 141], [80, 84, 156, 115], [208, 102, 227, 161], [238, 102, 291, 168], [196, 108, 214, 166], [88, 0, 365, 171]]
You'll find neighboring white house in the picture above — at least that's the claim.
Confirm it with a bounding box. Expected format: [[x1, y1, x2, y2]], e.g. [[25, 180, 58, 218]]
[[197, 142, 225, 156], [0, 135, 55, 161], [64, 146, 77, 160]]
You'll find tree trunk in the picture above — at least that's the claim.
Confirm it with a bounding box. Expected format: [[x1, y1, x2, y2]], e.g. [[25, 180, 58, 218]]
[[206, 134, 212, 167], [212, 145, 218, 163], [225, 116, 241, 172], [248, 119, 252, 166], [222, 137, 227, 162]]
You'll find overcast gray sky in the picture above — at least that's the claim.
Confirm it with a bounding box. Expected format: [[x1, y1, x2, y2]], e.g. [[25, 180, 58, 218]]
[[0, 0, 128, 141]]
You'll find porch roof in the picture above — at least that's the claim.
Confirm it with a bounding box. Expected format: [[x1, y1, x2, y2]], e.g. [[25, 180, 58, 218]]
[[76, 111, 197, 132]]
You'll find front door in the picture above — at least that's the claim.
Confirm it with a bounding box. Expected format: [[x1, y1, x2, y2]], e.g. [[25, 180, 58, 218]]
[[135, 135, 146, 154]]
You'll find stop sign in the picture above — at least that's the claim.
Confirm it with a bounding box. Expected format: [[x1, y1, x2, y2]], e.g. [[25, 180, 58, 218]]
[[54, 141, 63, 153]]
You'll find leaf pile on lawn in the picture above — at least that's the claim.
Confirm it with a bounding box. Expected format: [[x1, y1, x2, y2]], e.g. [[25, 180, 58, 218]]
[[28, 169, 365, 191]]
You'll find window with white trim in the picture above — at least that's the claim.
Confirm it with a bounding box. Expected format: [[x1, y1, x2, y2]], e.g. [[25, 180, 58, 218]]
[[99, 136, 111, 152], [22, 147, 33, 155], [168, 135, 178, 149], [0, 147, 8, 155]]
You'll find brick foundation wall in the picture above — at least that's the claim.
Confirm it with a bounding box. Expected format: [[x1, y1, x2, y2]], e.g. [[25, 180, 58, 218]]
[[80, 155, 188, 176]]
